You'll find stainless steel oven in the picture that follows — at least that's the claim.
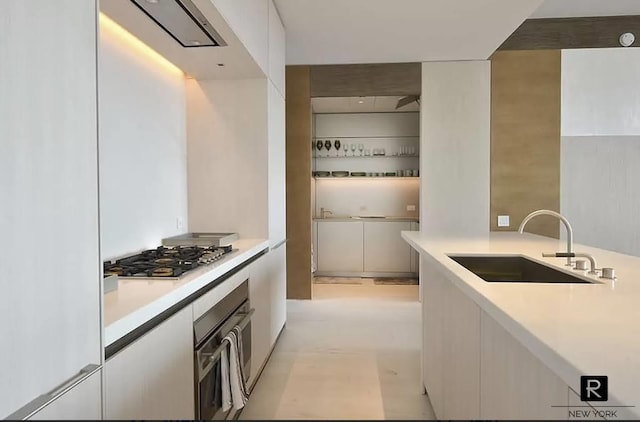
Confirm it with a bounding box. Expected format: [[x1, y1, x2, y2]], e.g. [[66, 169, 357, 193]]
[[194, 280, 253, 420]]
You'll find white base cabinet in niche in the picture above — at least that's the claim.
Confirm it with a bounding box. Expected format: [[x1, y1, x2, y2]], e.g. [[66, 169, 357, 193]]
[[317, 222, 364, 273], [363, 222, 411, 272], [480, 312, 569, 420], [105, 307, 194, 420], [29, 370, 102, 420]]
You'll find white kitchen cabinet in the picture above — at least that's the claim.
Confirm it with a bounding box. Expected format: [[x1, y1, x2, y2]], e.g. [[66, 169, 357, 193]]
[[268, 81, 286, 247], [269, 244, 287, 345], [30, 370, 102, 421], [105, 307, 194, 420], [317, 222, 364, 273], [363, 222, 412, 273], [247, 253, 272, 386], [421, 258, 480, 419], [480, 312, 568, 420], [0, 1, 102, 418], [268, 0, 285, 96], [410, 222, 420, 273]]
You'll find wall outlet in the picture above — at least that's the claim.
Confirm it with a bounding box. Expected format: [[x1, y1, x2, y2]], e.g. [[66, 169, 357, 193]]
[[497, 215, 510, 227], [176, 217, 185, 230], [406, 204, 416, 212]]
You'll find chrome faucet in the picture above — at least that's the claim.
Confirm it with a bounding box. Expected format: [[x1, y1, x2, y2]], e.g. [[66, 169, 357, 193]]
[[518, 209, 574, 266]]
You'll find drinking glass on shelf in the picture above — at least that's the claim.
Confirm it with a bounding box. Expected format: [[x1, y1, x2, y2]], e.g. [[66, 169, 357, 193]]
[[351, 144, 357, 156], [358, 144, 364, 156], [334, 140, 341, 156], [343, 143, 349, 157]]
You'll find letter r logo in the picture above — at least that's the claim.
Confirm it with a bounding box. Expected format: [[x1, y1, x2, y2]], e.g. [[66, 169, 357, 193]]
[[581, 376, 608, 401]]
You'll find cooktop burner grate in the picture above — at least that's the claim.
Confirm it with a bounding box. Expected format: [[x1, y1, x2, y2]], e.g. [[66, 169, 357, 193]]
[[103, 245, 233, 278]]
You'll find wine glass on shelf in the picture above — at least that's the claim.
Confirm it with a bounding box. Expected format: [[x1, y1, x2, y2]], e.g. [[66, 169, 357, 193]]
[[351, 144, 357, 157], [316, 140, 323, 158], [343, 143, 350, 157], [358, 143, 364, 157], [324, 140, 332, 157], [334, 140, 341, 157]]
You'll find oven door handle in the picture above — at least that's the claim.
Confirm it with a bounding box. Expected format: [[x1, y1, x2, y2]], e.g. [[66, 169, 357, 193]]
[[198, 308, 254, 379]]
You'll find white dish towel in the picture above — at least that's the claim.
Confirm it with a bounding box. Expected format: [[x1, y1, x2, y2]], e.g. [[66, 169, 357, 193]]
[[221, 327, 249, 412]]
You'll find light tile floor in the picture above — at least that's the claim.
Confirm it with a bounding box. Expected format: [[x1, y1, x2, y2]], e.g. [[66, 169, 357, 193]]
[[240, 279, 436, 420]]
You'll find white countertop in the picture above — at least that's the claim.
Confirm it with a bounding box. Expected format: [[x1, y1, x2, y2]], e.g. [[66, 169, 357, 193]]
[[402, 231, 640, 416], [314, 216, 419, 222], [104, 238, 269, 347]]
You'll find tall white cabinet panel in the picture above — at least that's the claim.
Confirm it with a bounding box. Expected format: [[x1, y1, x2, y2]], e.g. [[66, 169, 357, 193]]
[[480, 312, 568, 420], [30, 371, 102, 420], [317, 222, 364, 272], [421, 261, 445, 418], [268, 0, 285, 96], [268, 82, 286, 246], [0, 1, 101, 418], [105, 307, 194, 419], [363, 222, 411, 272]]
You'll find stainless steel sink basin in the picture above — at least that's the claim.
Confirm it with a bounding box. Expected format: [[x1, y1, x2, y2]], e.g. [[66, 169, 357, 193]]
[[448, 255, 593, 283]]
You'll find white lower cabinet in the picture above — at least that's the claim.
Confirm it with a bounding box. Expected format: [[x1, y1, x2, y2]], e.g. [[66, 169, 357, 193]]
[[105, 307, 194, 419], [317, 222, 364, 272], [248, 253, 272, 386], [363, 222, 412, 273], [421, 260, 480, 419], [29, 370, 102, 420], [480, 312, 569, 420], [247, 248, 287, 386]]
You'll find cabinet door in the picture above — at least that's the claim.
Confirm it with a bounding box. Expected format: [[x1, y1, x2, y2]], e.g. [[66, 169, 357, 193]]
[[363, 222, 411, 272], [105, 307, 194, 419], [268, 82, 286, 246], [248, 254, 272, 385], [30, 370, 102, 420], [410, 222, 420, 273], [269, 244, 287, 344], [480, 312, 568, 420], [0, 1, 101, 418], [317, 222, 364, 272]]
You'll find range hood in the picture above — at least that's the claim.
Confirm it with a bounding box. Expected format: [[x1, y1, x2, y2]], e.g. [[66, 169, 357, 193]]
[[131, 0, 226, 47]]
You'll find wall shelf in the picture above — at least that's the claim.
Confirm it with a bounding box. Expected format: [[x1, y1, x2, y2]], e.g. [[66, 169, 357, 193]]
[[314, 154, 419, 159], [314, 176, 419, 180]]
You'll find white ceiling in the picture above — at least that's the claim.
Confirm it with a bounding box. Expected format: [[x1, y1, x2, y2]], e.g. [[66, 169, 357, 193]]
[[274, 0, 543, 65], [531, 0, 640, 18], [312, 96, 420, 113]]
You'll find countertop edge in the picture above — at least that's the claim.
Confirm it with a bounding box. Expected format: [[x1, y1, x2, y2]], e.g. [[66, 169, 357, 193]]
[[104, 239, 269, 349], [314, 217, 419, 222]]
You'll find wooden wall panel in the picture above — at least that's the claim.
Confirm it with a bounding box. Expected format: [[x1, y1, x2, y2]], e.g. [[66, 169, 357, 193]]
[[285, 66, 312, 299], [490, 50, 561, 238], [499, 16, 640, 50], [310, 63, 421, 97]]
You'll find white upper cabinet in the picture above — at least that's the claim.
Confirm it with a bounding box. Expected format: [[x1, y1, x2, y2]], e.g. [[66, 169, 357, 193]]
[[268, 0, 286, 96], [268, 82, 286, 245], [0, 1, 102, 418], [212, 0, 270, 76]]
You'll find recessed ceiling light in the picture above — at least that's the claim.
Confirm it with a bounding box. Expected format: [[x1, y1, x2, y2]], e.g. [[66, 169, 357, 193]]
[[188, 40, 201, 46], [358, 100, 364, 104], [145, 0, 158, 3]]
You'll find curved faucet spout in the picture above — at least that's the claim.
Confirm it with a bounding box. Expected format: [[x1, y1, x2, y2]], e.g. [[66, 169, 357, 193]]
[[518, 209, 574, 266]]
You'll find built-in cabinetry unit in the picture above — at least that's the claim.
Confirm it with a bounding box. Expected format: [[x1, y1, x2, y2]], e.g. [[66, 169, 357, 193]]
[[421, 256, 574, 420], [105, 307, 194, 420], [315, 220, 417, 276], [0, 1, 103, 419]]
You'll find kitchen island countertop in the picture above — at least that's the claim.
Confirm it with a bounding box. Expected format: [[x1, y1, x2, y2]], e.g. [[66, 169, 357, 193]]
[[402, 231, 640, 417]]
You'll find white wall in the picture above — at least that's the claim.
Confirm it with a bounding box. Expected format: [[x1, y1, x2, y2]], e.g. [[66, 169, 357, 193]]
[[99, 18, 188, 259], [313, 112, 420, 218], [562, 48, 640, 137], [186, 78, 269, 239], [420, 61, 490, 237], [315, 179, 419, 218], [561, 48, 640, 256]]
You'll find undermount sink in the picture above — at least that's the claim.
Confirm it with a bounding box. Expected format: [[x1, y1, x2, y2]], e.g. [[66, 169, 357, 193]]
[[448, 255, 594, 284]]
